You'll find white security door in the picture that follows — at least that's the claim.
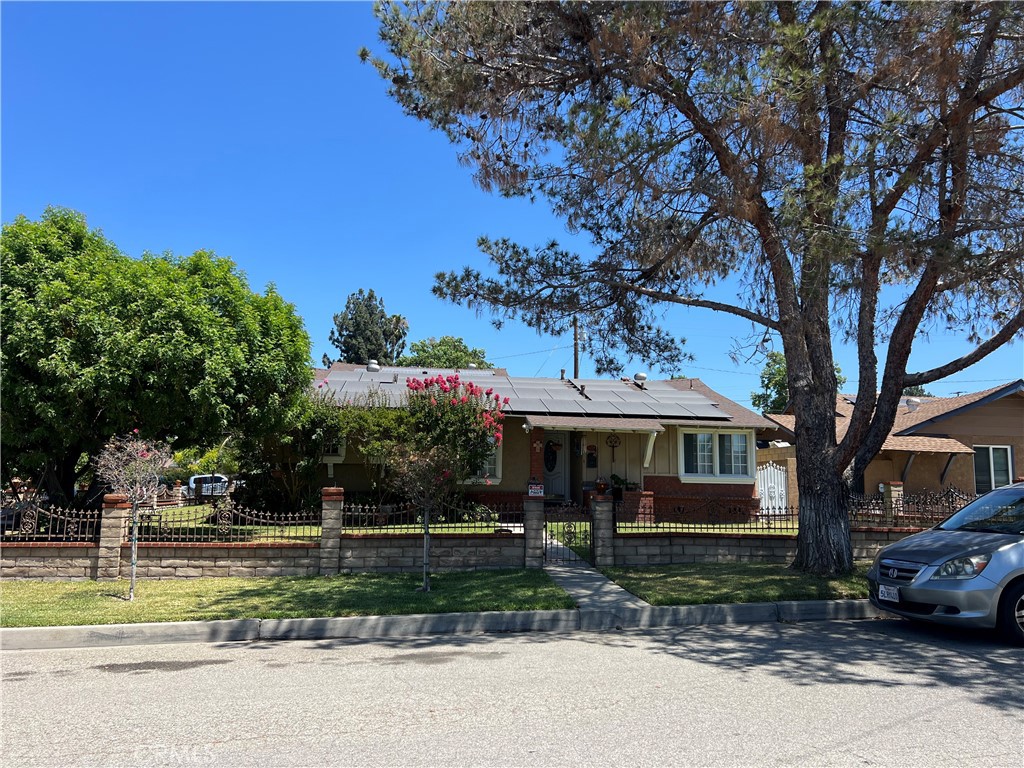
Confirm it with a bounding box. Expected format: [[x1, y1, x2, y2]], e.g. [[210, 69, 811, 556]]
[[542, 432, 569, 500], [757, 461, 788, 513]]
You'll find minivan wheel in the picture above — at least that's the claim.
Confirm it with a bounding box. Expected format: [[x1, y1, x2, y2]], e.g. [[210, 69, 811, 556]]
[[998, 581, 1024, 646]]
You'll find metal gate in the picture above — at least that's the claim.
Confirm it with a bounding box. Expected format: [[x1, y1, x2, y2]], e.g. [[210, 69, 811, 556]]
[[757, 461, 789, 514], [543, 503, 593, 564]]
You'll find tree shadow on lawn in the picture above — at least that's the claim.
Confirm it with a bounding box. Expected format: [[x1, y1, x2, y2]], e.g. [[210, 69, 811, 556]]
[[194, 571, 574, 620], [230, 616, 1022, 714]]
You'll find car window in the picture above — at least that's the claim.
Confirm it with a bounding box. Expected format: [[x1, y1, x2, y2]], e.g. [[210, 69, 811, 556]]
[[938, 488, 1024, 535]]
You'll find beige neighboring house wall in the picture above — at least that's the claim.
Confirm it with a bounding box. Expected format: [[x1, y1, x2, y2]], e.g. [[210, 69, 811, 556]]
[[763, 380, 1024, 496]]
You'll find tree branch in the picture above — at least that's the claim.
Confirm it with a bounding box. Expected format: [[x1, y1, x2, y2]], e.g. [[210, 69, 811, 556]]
[[905, 308, 1024, 386]]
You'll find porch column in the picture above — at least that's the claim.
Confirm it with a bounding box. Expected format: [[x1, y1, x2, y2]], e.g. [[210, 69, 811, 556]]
[[591, 494, 615, 568], [523, 496, 544, 569], [97, 494, 129, 581], [320, 487, 345, 575]]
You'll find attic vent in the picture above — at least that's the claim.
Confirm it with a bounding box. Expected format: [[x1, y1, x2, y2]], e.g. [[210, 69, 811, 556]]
[[906, 397, 921, 412], [367, 360, 381, 372]]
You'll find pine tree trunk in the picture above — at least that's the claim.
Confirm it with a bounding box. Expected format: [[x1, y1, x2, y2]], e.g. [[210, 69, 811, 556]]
[[792, 439, 854, 576]]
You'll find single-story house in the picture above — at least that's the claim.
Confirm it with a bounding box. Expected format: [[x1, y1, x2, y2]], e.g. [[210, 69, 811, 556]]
[[762, 379, 1024, 498], [317, 363, 774, 519]]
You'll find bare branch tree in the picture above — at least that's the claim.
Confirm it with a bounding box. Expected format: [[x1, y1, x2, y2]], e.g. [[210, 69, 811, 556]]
[[95, 432, 171, 601]]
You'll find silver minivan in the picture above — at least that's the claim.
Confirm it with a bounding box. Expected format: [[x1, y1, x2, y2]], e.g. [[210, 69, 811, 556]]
[[867, 482, 1024, 645]]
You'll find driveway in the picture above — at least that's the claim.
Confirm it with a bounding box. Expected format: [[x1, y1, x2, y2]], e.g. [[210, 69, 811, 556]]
[[2, 618, 1021, 767]]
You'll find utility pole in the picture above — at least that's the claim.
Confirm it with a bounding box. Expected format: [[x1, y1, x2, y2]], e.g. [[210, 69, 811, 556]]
[[573, 316, 580, 379]]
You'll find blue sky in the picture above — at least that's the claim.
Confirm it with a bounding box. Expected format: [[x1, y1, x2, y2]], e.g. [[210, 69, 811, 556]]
[[3, 1, 1021, 407]]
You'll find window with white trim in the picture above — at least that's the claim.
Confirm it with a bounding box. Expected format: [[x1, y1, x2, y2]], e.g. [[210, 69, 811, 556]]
[[679, 429, 754, 481], [974, 445, 1011, 494], [322, 440, 347, 479], [466, 444, 502, 485]]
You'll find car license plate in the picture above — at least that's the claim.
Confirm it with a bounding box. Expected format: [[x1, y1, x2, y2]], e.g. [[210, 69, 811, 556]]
[[878, 584, 899, 603]]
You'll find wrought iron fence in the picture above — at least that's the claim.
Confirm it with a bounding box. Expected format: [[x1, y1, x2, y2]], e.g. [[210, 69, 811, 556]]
[[615, 487, 980, 535], [544, 502, 593, 563], [130, 498, 321, 543], [850, 486, 978, 527], [340, 499, 524, 535], [1, 503, 102, 543], [615, 498, 798, 534]]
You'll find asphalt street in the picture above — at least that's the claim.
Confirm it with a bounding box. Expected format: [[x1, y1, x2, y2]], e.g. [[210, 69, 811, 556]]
[[2, 618, 1022, 768]]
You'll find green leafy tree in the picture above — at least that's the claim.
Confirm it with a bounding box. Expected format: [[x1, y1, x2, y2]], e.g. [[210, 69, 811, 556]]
[[336, 388, 413, 503], [173, 439, 239, 476], [323, 289, 408, 367], [902, 385, 935, 398], [397, 336, 493, 369], [752, 352, 847, 414], [1, 207, 311, 503], [369, 2, 1024, 574], [234, 389, 347, 512]]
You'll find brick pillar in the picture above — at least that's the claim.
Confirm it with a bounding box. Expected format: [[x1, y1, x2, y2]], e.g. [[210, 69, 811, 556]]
[[638, 491, 654, 524], [523, 496, 545, 568], [97, 494, 130, 581], [591, 494, 615, 568], [528, 427, 546, 484], [320, 487, 345, 575], [883, 481, 903, 525]]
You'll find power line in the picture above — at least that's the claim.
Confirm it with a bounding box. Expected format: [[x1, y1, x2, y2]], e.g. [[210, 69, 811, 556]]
[[489, 344, 574, 361]]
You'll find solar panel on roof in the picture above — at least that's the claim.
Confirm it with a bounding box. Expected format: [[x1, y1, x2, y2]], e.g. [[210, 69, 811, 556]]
[[613, 402, 661, 417], [577, 400, 625, 415], [539, 398, 587, 414], [506, 397, 549, 413]]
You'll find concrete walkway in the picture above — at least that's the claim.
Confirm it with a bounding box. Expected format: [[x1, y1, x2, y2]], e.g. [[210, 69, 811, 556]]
[[542, 559, 649, 611]]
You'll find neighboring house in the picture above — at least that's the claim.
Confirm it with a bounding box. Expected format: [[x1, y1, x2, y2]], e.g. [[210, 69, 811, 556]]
[[318, 363, 774, 518], [762, 380, 1024, 498]]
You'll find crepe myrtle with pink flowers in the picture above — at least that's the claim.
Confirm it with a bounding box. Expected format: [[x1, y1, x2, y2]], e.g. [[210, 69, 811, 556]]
[[387, 373, 507, 591]]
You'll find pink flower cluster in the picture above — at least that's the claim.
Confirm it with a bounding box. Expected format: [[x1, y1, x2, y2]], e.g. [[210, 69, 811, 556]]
[[405, 375, 508, 446], [406, 373, 470, 394]]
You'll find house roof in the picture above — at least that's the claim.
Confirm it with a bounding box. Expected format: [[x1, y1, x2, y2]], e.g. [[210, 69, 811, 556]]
[[763, 379, 1023, 454], [320, 364, 767, 430]]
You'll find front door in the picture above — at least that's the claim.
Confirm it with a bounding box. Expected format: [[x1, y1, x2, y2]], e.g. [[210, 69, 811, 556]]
[[542, 431, 569, 500]]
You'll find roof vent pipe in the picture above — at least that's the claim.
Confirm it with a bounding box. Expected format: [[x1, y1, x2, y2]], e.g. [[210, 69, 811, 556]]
[[560, 369, 566, 380], [366, 360, 381, 372]]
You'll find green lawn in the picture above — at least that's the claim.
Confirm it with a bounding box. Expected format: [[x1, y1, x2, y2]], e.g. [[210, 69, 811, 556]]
[[0, 569, 576, 627], [603, 562, 870, 605]]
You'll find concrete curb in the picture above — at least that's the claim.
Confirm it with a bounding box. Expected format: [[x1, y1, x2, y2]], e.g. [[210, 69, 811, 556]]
[[0, 600, 882, 651], [0, 619, 261, 651]]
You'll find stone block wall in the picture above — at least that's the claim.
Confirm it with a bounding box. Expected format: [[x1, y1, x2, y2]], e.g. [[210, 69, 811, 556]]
[[613, 527, 917, 567], [122, 543, 321, 578], [338, 534, 525, 573], [614, 533, 796, 566], [1, 543, 99, 579]]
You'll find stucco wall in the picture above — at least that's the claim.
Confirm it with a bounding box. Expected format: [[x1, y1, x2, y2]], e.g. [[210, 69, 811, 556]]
[[868, 393, 1024, 493]]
